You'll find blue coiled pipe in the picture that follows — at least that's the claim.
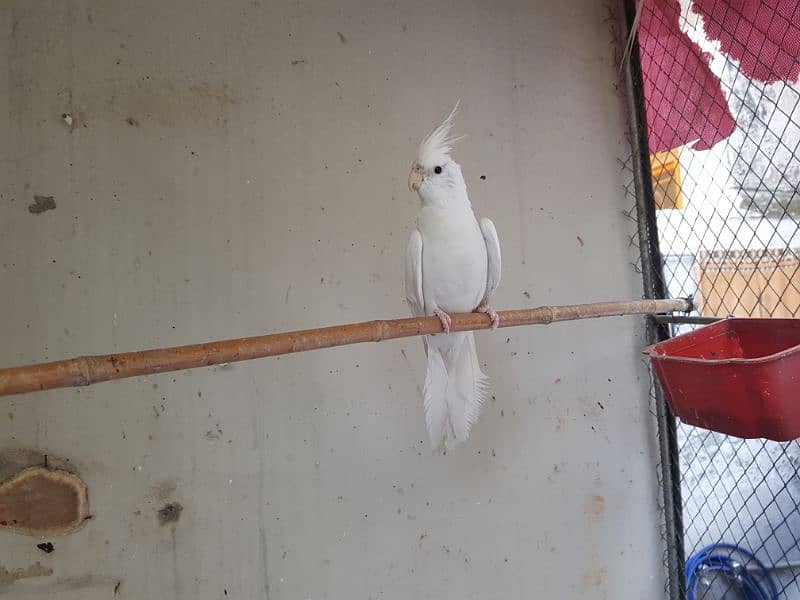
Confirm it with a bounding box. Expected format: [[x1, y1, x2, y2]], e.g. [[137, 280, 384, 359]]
[[686, 543, 778, 600]]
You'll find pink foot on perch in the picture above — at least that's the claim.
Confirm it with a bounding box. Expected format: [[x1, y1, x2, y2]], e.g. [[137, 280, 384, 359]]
[[433, 308, 452, 333], [476, 302, 500, 330]]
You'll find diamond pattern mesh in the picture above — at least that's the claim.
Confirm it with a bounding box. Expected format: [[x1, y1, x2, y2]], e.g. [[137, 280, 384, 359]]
[[633, 1, 800, 598]]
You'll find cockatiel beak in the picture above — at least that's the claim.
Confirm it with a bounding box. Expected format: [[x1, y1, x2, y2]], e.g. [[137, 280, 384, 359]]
[[408, 163, 424, 192]]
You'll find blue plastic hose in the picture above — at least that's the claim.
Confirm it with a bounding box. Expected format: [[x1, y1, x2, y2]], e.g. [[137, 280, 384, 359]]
[[685, 543, 779, 600]]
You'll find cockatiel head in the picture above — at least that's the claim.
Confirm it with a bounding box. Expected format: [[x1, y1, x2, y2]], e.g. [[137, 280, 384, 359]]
[[408, 102, 468, 208]]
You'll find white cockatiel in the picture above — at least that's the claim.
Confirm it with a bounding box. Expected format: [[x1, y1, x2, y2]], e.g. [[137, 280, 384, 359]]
[[405, 104, 501, 453]]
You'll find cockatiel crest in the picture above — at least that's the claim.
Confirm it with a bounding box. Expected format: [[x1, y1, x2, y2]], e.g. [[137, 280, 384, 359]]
[[415, 101, 463, 170], [404, 102, 502, 453]]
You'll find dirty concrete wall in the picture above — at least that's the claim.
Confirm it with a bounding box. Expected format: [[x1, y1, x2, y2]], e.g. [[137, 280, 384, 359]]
[[0, 1, 665, 598]]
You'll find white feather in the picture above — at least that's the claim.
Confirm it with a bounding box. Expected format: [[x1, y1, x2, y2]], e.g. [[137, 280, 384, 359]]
[[423, 342, 450, 453], [479, 217, 502, 306], [417, 101, 463, 169], [423, 332, 490, 452], [404, 229, 425, 318]]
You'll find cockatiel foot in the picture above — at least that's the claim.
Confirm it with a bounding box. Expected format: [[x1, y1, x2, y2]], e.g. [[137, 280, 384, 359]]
[[433, 308, 452, 334], [476, 303, 500, 330]]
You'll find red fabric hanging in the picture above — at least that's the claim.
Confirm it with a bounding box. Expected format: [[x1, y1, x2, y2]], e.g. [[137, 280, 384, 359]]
[[693, 0, 800, 85], [639, 0, 736, 153]]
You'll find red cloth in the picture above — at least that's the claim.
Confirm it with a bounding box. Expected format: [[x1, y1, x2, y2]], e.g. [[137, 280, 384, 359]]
[[693, 0, 800, 84], [640, 0, 736, 153]]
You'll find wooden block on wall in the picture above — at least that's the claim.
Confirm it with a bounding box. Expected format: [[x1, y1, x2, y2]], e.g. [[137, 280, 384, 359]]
[[0, 466, 90, 536]]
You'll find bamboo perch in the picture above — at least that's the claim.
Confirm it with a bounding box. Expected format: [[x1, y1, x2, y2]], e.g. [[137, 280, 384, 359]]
[[0, 298, 690, 397]]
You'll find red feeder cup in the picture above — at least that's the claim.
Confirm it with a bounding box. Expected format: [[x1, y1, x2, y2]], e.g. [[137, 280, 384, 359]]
[[643, 318, 800, 441]]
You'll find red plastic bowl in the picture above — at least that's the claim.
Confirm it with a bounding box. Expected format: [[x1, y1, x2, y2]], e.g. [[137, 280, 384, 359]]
[[643, 318, 800, 441]]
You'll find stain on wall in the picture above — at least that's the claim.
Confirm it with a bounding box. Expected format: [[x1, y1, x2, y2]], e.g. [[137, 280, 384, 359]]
[[27, 195, 56, 214], [0, 562, 53, 588], [157, 502, 183, 525]]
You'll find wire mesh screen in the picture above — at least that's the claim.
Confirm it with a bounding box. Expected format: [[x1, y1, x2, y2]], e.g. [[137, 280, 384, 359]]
[[631, 0, 800, 598]]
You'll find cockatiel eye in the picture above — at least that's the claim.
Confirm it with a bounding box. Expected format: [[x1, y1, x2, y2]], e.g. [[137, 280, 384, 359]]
[[434, 165, 443, 174]]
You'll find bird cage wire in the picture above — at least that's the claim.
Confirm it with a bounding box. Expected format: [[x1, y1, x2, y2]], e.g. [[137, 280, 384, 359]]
[[622, 0, 800, 598]]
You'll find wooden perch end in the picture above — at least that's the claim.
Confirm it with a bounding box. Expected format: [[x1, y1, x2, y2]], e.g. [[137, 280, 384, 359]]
[[0, 466, 90, 536], [0, 298, 690, 397]]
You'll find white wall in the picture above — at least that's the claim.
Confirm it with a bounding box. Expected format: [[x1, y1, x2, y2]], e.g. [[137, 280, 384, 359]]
[[0, 1, 665, 598]]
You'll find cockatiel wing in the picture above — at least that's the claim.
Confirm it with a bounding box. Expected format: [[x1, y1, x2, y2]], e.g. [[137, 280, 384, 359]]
[[479, 217, 501, 305], [405, 228, 429, 358], [404, 228, 425, 318]]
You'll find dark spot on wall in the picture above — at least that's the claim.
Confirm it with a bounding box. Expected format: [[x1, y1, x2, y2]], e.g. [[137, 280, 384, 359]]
[[480, 175, 486, 180], [36, 542, 54, 554], [337, 31, 348, 44], [126, 117, 139, 127], [157, 502, 183, 525], [28, 196, 56, 214]]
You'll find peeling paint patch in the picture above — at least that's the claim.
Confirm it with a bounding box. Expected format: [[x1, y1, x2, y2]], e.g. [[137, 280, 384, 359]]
[[28, 196, 56, 214]]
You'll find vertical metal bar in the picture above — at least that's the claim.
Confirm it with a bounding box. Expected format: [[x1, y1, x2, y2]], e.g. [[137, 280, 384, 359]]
[[618, 1, 686, 598]]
